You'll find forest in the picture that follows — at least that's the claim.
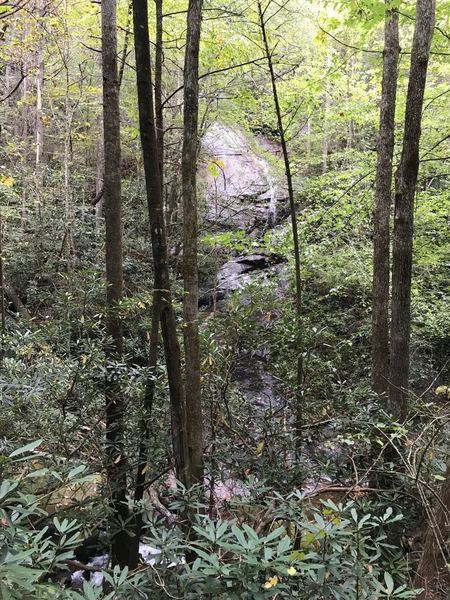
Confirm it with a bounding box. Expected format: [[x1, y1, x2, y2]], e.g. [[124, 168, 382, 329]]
[[0, 0, 449, 597]]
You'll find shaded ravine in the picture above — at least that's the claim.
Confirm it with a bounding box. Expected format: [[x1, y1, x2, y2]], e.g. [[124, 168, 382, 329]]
[[201, 122, 289, 410]]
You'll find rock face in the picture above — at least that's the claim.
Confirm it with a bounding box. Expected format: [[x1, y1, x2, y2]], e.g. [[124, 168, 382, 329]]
[[200, 123, 289, 412], [233, 351, 284, 410], [201, 123, 287, 229], [217, 253, 275, 295]]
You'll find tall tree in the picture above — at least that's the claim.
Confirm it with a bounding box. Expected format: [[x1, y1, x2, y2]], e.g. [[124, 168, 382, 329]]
[[101, 0, 130, 568], [322, 53, 331, 174], [155, 0, 164, 194], [182, 0, 204, 485], [371, 2, 400, 398], [389, 0, 435, 417], [34, 0, 45, 175], [132, 0, 190, 485], [257, 0, 303, 457], [94, 7, 131, 227]]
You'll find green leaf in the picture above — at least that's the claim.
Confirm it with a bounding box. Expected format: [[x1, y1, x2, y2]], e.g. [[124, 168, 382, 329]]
[[10, 439, 43, 458], [384, 571, 394, 594]]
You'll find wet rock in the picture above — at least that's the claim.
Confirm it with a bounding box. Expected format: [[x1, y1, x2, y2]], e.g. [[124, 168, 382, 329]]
[[201, 123, 287, 229], [71, 554, 109, 590], [233, 352, 283, 410], [70, 543, 176, 589], [216, 252, 284, 298]]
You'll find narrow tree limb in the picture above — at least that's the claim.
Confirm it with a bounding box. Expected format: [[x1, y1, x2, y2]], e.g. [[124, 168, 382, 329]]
[[90, 187, 104, 206], [0, 74, 25, 102]]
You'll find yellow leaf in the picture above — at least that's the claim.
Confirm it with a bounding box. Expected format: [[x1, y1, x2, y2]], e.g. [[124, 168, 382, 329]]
[[0, 175, 13, 187], [287, 566, 297, 576], [255, 441, 264, 455], [436, 386, 450, 398], [263, 575, 279, 589]]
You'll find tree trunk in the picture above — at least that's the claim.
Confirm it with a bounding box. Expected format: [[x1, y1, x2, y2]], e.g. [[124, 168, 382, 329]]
[[371, 4, 400, 399], [155, 0, 164, 196], [182, 0, 204, 486], [95, 15, 129, 230], [347, 56, 355, 149], [63, 14, 75, 267], [95, 115, 105, 228], [415, 463, 450, 599], [0, 213, 5, 334], [257, 0, 303, 458], [131, 295, 160, 568], [132, 0, 190, 486], [35, 28, 44, 172], [389, 0, 435, 418], [101, 0, 130, 568], [34, 0, 45, 221], [322, 54, 331, 174]]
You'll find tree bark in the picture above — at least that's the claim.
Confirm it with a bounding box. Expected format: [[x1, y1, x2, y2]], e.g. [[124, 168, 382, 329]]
[[371, 3, 400, 399], [155, 0, 164, 195], [35, 55, 44, 169], [182, 0, 204, 486], [95, 114, 105, 228], [322, 54, 331, 174], [132, 0, 190, 486], [63, 11, 75, 266], [0, 213, 5, 334], [101, 0, 130, 568], [389, 0, 435, 418], [34, 0, 45, 221], [95, 12, 130, 229], [131, 295, 160, 568], [415, 463, 450, 599]]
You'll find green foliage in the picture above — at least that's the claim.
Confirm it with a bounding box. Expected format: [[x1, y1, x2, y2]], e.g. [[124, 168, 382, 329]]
[[0, 0, 448, 597], [0, 442, 88, 599]]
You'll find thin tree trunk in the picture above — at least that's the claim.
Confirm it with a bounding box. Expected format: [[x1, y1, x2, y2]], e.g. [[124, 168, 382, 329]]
[[63, 14, 75, 267], [0, 213, 5, 334], [118, 0, 132, 90], [415, 463, 450, 599], [257, 0, 303, 457], [16, 70, 29, 143], [347, 55, 355, 149], [35, 41, 44, 171], [95, 115, 104, 228], [101, 0, 130, 568], [34, 0, 45, 221], [131, 296, 160, 568], [155, 0, 164, 196], [132, 0, 190, 486], [96, 8, 130, 229], [371, 4, 400, 399], [322, 55, 331, 173], [389, 0, 435, 418], [182, 0, 204, 485]]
